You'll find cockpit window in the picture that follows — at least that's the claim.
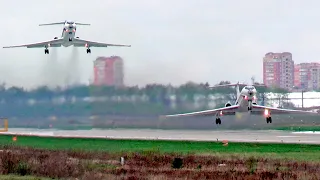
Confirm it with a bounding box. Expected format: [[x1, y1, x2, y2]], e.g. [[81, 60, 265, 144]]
[[67, 21, 74, 24], [245, 86, 255, 90]]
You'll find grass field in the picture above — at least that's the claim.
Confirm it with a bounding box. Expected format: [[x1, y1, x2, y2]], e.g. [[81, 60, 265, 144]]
[[0, 135, 319, 179], [0, 134, 320, 162], [1, 145, 319, 179], [273, 125, 320, 132]]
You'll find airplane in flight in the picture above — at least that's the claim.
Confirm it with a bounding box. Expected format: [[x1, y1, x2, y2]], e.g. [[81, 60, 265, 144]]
[[161, 82, 319, 125], [3, 20, 131, 54]]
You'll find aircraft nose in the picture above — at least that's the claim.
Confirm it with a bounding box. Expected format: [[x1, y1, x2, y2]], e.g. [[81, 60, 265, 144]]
[[248, 90, 253, 96]]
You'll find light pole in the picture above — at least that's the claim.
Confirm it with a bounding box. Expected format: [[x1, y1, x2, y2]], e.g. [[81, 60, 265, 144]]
[[302, 89, 304, 108]]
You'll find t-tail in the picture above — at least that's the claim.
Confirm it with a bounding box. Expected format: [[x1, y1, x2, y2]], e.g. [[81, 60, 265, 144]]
[[208, 82, 244, 104], [39, 21, 91, 26]]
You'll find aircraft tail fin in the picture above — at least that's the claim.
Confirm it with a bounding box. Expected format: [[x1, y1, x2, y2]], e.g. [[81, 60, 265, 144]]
[[235, 82, 241, 98], [39, 22, 66, 26]]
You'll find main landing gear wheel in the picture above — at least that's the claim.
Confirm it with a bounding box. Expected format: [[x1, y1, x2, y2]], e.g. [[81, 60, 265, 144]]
[[248, 101, 252, 111], [44, 49, 49, 54], [86, 48, 91, 53], [266, 117, 272, 123], [215, 118, 221, 125]]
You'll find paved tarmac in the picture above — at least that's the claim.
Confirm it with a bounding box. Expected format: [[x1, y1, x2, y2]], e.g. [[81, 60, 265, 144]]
[[2, 128, 320, 144]]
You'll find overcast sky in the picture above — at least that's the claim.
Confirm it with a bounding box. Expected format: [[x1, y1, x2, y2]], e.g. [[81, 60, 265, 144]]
[[1, 0, 320, 89]]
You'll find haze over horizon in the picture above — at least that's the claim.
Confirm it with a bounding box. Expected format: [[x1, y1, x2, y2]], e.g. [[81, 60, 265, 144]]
[[1, 0, 320, 89]]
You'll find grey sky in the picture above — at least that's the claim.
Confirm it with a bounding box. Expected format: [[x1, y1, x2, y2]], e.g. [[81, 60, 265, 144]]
[[1, 0, 320, 89]]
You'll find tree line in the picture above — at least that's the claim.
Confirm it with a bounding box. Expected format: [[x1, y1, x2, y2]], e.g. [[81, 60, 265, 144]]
[[0, 81, 291, 118], [0, 81, 288, 100]]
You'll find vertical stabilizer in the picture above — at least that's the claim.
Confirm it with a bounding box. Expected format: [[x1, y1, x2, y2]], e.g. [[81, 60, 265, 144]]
[[235, 81, 240, 98]]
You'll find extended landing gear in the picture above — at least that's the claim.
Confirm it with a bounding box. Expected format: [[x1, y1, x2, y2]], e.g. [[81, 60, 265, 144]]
[[69, 38, 72, 42], [266, 116, 272, 124], [86, 48, 91, 53], [215, 111, 222, 125], [44, 49, 49, 54], [215, 118, 221, 125], [248, 100, 252, 111]]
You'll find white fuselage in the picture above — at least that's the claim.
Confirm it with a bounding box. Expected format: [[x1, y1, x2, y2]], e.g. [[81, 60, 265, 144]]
[[60, 23, 77, 47], [234, 86, 258, 112]]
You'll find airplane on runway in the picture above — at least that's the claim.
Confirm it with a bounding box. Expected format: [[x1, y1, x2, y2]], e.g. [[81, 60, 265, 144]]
[[161, 82, 319, 125], [2, 20, 131, 54]]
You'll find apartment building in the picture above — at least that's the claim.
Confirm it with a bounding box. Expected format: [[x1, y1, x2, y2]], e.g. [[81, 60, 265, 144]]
[[263, 52, 294, 91]]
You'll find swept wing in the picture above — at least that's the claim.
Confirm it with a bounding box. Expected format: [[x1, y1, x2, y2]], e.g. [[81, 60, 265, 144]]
[[160, 105, 240, 118], [3, 39, 63, 48], [73, 38, 131, 47], [251, 104, 319, 115]]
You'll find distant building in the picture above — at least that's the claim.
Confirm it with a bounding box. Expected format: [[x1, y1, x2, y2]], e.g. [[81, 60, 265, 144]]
[[93, 56, 124, 87], [294, 62, 320, 90], [263, 52, 294, 91], [310, 66, 320, 90]]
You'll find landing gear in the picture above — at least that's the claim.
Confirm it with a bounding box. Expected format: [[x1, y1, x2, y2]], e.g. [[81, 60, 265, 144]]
[[266, 116, 272, 123], [215, 111, 222, 125], [248, 100, 252, 111], [86, 48, 91, 53], [215, 118, 221, 125], [69, 38, 72, 42], [44, 49, 49, 54]]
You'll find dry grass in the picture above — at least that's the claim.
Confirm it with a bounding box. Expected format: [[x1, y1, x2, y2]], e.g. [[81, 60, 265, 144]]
[[0, 146, 319, 180]]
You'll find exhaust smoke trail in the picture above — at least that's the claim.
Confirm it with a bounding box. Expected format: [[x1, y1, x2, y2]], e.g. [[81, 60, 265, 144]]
[[40, 48, 64, 88], [39, 47, 83, 89], [65, 47, 81, 87]]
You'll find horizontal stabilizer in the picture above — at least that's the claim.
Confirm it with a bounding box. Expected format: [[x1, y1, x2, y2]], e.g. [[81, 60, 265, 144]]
[[39, 22, 65, 26], [210, 82, 266, 89], [75, 22, 90, 26]]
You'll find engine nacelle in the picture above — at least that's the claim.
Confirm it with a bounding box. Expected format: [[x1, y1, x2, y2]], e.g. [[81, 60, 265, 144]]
[[54, 37, 58, 39], [225, 102, 232, 107]]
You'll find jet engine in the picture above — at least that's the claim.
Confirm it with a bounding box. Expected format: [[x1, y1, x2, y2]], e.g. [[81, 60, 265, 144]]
[[225, 102, 232, 107]]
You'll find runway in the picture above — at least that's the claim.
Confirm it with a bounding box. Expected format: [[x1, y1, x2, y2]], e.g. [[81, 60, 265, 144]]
[[2, 128, 320, 144]]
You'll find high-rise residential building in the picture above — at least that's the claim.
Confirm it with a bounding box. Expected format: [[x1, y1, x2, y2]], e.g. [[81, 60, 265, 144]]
[[93, 56, 124, 87], [263, 52, 294, 91], [294, 62, 320, 90], [309, 66, 320, 90]]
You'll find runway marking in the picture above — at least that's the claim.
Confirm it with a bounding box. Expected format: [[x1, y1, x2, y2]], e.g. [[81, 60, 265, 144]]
[[292, 131, 320, 134], [277, 136, 301, 138]]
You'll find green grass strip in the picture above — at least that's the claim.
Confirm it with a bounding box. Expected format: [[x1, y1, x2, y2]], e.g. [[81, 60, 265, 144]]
[[1, 135, 320, 161]]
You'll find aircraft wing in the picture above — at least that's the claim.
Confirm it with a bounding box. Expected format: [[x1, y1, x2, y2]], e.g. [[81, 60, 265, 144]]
[[251, 104, 319, 115], [3, 39, 63, 48], [160, 105, 240, 119], [73, 38, 131, 47]]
